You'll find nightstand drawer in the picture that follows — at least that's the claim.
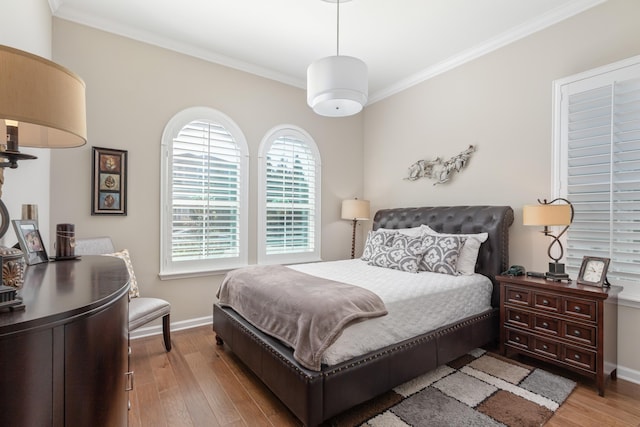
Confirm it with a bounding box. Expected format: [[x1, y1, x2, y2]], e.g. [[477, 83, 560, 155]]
[[563, 322, 596, 346], [505, 328, 530, 350], [564, 345, 596, 372], [505, 308, 531, 328], [533, 336, 560, 360], [564, 297, 597, 322], [534, 292, 560, 313], [505, 286, 531, 306], [533, 314, 560, 336]]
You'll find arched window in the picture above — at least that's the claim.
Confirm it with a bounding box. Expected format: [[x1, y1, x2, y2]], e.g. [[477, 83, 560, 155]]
[[160, 107, 248, 277], [258, 126, 321, 264]]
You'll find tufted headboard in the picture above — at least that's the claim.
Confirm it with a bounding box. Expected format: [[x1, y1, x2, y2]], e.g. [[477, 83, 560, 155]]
[[373, 205, 514, 307]]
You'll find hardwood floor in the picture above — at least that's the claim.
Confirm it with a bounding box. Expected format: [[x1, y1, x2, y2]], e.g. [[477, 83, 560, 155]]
[[129, 325, 640, 426]]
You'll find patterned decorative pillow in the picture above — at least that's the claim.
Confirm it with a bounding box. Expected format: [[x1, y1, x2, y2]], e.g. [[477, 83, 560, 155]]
[[361, 230, 397, 261], [418, 235, 466, 275], [104, 249, 140, 298], [420, 225, 488, 275], [367, 235, 428, 273]]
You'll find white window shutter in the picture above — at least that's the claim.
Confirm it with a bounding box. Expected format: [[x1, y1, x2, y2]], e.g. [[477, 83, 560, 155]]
[[172, 120, 242, 261], [557, 58, 640, 285], [258, 126, 321, 264], [160, 107, 248, 277]]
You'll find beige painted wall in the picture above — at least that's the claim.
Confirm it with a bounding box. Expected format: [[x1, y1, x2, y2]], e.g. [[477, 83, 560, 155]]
[[50, 19, 364, 327], [362, 0, 640, 378]]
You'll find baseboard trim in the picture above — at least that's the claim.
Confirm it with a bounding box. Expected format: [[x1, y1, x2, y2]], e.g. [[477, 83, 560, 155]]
[[130, 315, 212, 340], [617, 365, 640, 385]]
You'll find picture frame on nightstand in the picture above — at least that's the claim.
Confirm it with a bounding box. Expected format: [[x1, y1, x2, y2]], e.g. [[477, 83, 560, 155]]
[[576, 256, 610, 287], [12, 219, 49, 265]]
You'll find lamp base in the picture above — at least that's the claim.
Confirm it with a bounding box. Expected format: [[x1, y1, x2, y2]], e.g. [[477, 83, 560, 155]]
[[545, 272, 571, 282], [545, 262, 571, 282], [548, 262, 566, 274]]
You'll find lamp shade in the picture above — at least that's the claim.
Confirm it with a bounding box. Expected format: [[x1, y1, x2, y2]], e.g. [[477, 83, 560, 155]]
[[0, 44, 87, 148], [307, 55, 368, 117], [341, 199, 370, 221], [523, 204, 572, 226]]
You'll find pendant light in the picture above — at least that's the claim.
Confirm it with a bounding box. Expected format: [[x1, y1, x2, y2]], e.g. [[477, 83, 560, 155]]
[[307, 0, 368, 117]]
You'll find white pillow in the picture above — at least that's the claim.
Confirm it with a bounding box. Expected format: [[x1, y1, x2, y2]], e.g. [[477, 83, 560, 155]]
[[420, 225, 488, 275], [377, 227, 423, 238]]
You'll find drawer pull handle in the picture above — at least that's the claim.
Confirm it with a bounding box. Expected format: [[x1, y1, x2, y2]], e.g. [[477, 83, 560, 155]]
[[542, 299, 549, 306], [573, 330, 581, 336], [515, 294, 522, 299], [514, 315, 521, 321], [125, 371, 134, 391], [514, 336, 520, 342], [542, 322, 549, 328], [574, 354, 581, 361], [542, 344, 548, 350], [574, 306, 582, 312]]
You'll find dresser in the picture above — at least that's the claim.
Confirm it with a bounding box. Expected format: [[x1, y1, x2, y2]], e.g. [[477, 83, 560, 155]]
[[498, 274, 621, 396], [0, 256, 131, 426]]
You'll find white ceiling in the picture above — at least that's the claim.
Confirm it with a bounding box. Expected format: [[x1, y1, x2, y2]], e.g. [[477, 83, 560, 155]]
[[50, 0, 605, 104]]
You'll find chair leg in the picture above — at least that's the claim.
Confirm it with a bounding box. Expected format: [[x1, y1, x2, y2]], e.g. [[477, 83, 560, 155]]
[[162, 314, 172, 352]]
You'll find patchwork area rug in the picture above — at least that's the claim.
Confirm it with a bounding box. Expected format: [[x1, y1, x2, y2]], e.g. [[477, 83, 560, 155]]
[[324, 348, 576, 427]]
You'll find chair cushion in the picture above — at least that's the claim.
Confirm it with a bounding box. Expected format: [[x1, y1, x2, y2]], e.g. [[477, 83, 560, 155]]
[[129, 297, 171, 330]]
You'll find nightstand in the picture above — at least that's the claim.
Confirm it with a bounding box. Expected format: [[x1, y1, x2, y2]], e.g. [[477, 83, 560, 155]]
[[497, 274, 622, 396]]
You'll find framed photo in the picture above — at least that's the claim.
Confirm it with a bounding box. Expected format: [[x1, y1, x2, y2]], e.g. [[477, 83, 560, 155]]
[[12, 220, 49, 265], [92, 146, 127, 215], [576, 256, 611, 287]]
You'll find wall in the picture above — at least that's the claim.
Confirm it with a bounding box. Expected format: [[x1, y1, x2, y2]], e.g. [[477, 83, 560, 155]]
[[50, 19, 364, 329], [0, 0, 52, 247], [362, 0, 640, 380]]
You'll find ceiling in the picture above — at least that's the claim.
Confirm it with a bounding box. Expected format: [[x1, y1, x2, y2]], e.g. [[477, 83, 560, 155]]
[[50, 0, 604, 104]]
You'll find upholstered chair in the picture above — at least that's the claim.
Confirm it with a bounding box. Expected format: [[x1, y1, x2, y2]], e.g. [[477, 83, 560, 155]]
[[74, 237, 172, 351]]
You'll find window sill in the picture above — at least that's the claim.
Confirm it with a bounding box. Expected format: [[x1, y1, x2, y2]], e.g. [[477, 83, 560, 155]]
[[618, 288, 640, 309], [158, 269, 231, 281]]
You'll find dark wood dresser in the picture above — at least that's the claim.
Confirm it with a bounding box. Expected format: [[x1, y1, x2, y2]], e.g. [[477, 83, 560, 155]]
[[0, 256, 131, 426], [498, 274, 621, 396]]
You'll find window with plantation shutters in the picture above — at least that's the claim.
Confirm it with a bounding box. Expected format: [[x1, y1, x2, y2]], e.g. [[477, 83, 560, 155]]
[[258, 126, 321, 264], [160, 107, 248, 277], [554, 56, 640, 291]]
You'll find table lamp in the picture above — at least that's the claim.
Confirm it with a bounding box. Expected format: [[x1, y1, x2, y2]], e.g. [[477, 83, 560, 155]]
[[0, 44, 86, 240], [523, 198, 574, 281]]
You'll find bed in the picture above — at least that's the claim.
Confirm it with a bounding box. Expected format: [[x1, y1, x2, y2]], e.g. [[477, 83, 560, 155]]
[[213, 205, 514, 426]]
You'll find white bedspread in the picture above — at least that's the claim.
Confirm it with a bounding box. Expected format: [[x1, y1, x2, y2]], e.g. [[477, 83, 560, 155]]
[[290, 259, 493, 366]]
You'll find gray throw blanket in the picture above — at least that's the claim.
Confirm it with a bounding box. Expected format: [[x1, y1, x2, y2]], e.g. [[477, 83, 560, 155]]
[[217, 264, 388, 371]]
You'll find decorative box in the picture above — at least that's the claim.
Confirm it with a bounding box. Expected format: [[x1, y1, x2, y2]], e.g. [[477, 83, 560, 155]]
[[1, 246, 25, 288]]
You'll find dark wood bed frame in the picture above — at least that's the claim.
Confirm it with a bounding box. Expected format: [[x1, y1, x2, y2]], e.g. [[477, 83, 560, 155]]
[[213, 205, 514, 426]]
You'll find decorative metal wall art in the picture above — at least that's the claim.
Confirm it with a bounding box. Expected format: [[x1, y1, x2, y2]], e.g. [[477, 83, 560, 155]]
[[405, 145, 476, 185]]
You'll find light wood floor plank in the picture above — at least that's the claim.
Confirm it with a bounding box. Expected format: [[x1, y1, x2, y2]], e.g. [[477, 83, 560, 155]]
[[163, 340, 221, 426], [159, 383, 196, 427], [134, 381, 167, 427], [129, 325, 640, 427], [184, 351, 245, 426]]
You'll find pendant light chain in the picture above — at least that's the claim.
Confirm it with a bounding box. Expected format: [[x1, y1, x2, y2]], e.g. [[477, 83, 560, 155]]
[[336, 0, 340, 56]]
